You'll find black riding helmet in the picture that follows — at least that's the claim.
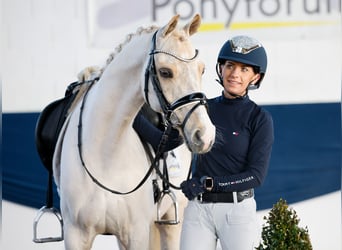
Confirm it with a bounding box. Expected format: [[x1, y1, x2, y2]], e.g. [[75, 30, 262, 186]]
[[216, 35, 267, 90]]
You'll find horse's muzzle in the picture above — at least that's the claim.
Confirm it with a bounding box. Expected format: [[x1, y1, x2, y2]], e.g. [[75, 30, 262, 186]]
[[187, 126, 215, 154]]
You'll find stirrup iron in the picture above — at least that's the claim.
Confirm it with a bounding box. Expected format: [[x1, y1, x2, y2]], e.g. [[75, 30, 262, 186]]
[[155, 189, 179, 225], [33, 206, 64, 243]]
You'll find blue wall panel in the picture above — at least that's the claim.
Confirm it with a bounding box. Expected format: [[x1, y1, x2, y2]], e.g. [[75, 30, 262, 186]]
[[3, 103, 341, 210]]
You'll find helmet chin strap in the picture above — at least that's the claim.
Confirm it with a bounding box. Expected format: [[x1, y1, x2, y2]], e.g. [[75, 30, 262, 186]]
[[215, 63, 223, 87]]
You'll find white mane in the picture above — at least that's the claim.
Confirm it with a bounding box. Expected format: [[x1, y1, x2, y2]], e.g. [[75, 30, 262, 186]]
[[77, 25, 158, 83]]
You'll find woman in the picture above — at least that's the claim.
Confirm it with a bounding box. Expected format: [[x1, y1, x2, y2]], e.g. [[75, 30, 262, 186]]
[[180, 35, 274, 250]]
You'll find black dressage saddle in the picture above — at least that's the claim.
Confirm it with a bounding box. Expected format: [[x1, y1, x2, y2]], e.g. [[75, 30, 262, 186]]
[[35, 80, 162, 172], [35, 82, 80, 171]]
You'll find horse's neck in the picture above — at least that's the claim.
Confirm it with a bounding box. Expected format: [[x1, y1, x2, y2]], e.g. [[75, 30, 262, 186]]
[[84, 36, 151, 147], [89, 78, 142, 147]]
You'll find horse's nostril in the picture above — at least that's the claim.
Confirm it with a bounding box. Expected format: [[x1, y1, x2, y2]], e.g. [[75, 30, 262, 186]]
[[188, 128, 214, 154], [193, 130, 203, 147]]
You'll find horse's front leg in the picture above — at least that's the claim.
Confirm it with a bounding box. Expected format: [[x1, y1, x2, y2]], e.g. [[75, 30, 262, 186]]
[[155, 223, 182, 250], [60, 188, 101, 250], [155, 195, 187, 250], [116, 222, 152, 250], [63, 221, 97, 250]]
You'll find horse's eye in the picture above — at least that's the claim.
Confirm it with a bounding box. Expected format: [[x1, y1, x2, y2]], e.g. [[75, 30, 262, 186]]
[[159, 68, 173, 78]]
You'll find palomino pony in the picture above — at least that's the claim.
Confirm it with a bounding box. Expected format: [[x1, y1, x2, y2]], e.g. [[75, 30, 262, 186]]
[[53, 14, 215, 250]]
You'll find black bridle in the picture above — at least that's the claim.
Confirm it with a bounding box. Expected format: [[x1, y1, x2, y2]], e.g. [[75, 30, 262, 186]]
[[77, 29, 208, 195], [144, 30, 208, 130]]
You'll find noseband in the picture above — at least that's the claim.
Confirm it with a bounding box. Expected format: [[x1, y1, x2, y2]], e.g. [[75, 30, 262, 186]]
[[144, 30, 208, 130]]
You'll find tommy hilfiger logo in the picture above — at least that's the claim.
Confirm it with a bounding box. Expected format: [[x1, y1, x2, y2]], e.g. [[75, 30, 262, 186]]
[[232, 131, 239, 136]]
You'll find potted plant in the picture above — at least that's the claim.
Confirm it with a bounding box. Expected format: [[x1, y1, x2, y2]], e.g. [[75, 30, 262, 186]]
[[256, 198, 312, 250]]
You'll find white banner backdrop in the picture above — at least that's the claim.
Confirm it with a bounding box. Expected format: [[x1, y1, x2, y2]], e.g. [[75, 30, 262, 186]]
[[87, 0, 341, 48]]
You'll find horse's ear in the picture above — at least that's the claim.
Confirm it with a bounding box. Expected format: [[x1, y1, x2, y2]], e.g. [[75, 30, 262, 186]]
[[160, 14, 180, 37], [184, 14, 201, 36]]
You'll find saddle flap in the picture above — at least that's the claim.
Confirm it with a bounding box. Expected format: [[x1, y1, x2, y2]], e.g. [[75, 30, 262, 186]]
[[35, 92, 78, 171]]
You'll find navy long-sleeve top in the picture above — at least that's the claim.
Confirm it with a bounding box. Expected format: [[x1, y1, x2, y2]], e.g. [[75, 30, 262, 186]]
[[193, 93, 274, 192]]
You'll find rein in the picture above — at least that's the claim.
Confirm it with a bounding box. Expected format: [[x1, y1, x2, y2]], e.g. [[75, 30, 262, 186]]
[[77, 29, 207, 195], [77, 80, 158, 195]]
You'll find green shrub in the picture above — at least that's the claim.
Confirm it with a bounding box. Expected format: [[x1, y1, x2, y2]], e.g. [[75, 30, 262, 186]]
[[256, 198, 312, 250]]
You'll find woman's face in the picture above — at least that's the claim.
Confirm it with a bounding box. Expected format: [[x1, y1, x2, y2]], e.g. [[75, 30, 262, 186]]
[[220, 60, 260, 98]]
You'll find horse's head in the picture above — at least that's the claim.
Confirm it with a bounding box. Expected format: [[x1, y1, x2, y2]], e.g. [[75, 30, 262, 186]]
[[144, 14, 215, 154]]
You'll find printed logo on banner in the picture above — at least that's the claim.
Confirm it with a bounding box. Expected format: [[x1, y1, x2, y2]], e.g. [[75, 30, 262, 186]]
[[88, 0, 341, 47]]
